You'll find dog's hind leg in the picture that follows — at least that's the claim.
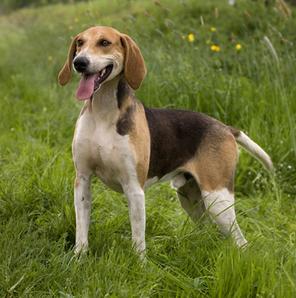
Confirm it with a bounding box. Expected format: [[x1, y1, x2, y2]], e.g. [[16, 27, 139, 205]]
[[74, 173, 92, 254], [172, 174, 205, 222], [183, 130, 248, 248], [201, 188, 247, 248]]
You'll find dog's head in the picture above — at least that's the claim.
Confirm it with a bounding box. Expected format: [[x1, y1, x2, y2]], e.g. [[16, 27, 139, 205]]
[[58, 26, 146, 100]]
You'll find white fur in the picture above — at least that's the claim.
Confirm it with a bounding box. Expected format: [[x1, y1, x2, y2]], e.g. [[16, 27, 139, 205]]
[[144, 177, 158, 189], [73, 78, 145, 255], [236, 132, 273, 172], [202, 188, 247, 248], [170, 173, 187, 189], [74, 174, 91, 254], [144, 170, 183, 189], [122, 183, 146, 255]]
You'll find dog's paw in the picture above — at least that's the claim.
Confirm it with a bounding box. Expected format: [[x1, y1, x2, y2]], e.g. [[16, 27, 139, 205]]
[[74, 242, 88, 256]]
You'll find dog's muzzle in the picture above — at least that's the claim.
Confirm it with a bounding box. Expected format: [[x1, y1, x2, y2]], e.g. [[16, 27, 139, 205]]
[[73, 57, 90, 73]]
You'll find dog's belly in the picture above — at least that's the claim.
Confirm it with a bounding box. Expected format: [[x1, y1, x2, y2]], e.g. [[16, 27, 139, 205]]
[[73, 113, 137, 193], [144, 169, 187, 189]]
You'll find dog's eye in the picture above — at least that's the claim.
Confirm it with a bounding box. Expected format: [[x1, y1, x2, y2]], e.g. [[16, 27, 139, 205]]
[[99, 39, 111, 47], [76, 39, 84, 47]]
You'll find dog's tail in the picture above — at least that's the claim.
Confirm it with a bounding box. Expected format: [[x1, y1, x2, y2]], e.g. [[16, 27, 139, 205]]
[[230, 127, 273, 172]]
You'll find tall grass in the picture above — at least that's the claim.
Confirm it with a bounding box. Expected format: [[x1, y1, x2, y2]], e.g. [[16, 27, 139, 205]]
[[0, 0, 82, 14], [0, 0, 295, 296]]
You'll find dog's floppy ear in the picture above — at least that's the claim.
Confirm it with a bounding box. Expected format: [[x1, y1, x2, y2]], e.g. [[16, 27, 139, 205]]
[[120, 34, 146, 90], [58, 36, 77, 86]]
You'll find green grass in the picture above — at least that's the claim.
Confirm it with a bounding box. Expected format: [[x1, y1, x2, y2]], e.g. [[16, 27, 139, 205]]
[[0, 0, 296, 296]]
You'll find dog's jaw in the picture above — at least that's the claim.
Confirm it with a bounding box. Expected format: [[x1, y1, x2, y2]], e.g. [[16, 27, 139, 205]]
[[76, 64, 114, 101]]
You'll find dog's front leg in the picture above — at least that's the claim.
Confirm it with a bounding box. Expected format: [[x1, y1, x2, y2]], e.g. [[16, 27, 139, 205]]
[[123, 183, 146, 257], [74, 173, 92, 254]]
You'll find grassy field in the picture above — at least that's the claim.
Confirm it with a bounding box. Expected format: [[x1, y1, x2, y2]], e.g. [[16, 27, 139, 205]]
[[0, 0, 295, 296]]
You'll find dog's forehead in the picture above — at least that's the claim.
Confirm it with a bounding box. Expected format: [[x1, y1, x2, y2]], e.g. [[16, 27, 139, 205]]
[[79, 26, 121, 41]]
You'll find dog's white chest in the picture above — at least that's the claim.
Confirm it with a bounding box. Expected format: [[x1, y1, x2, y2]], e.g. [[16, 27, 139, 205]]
[[73, 110, 135, 192]]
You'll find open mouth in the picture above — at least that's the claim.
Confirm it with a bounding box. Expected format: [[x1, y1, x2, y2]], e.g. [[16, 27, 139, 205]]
[[76, 64, 113, 101], [94, 64, 113, 90]]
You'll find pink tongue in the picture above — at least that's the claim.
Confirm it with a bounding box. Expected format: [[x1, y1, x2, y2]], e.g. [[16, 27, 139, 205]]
[[76, 74, 97, 100]]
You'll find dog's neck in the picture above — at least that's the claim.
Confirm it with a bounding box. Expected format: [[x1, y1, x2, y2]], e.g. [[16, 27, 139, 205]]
[[90, 75, 132, 122], [91, 75, 120, 120]]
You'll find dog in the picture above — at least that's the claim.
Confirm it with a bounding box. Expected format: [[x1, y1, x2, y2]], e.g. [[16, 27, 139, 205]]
[[58, 26, 273, 256]]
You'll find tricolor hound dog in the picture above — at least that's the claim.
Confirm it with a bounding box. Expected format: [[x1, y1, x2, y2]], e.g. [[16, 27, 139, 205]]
[[58, 26, 273, 257]]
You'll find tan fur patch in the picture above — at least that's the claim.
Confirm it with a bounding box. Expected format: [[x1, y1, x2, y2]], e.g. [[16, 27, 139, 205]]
[[128, 101, 150, 187], [184, 126, 238, 193], [75, 26, 125, 59], [58, 26, 127, 86]]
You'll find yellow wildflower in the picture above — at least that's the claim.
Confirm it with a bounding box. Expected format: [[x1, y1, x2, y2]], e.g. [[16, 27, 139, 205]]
[[187, 33, 195, 43], [210, 45, 221, 52], [235, 43, 242, 51], [47, 56, 53, 62], [210, 27, 217, 32]]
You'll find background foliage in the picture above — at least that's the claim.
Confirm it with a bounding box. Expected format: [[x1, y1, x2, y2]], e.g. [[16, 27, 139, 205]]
[[0, 0, 295, 296], [0, 0, 83, 13]]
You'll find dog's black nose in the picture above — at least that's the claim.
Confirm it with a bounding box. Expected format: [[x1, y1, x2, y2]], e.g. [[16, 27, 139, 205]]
[[73, 57, 89, 73]]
